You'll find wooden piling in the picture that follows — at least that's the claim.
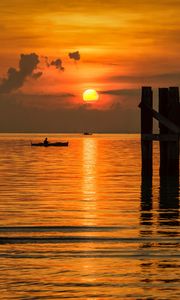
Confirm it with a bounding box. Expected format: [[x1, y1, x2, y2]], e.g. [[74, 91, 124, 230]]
[[167, 87, 179, 177], [139, 85, 179, 208], [159, 88, 169, 177], [141, 87, 153, 177]]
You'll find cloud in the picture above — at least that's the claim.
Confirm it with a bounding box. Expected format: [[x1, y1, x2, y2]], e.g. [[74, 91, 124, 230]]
[[8, 92, 76, 110], [0, 53, 42, 93], [44, 56, 50, 67], [50, 59, 64, 71], [0, 93, 139, 133], [68, 51, 80, 61], [98, 89, 140, 109], [99, 89, 139, 96], [44, 56, 65, 71]]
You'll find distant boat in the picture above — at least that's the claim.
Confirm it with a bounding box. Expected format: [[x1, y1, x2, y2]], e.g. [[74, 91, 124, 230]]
[[83, 132, 92, 135], [31, 141, 69, 147]]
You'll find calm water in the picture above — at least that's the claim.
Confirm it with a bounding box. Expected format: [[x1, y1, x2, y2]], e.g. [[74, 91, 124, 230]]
[[0, 134, 179, 299]]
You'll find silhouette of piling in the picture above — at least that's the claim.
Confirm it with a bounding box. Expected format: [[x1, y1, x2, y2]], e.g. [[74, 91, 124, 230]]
[[159, 88, 169, 177], [167, 87, 179, 177], [140, 86, 180, 181], [140, 87, 153, 178]]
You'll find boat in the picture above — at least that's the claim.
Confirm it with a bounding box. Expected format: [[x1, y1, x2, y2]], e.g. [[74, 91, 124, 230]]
[[31, 141, 69, 147], [83, 132, 92, 135]]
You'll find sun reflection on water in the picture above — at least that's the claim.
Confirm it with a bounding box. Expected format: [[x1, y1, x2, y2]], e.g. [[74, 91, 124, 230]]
[[82, 137, 97, 202], [81, 137, 99, 227]]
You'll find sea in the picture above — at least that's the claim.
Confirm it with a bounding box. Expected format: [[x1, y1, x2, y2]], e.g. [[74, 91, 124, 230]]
[[0, 133, 179, 299]]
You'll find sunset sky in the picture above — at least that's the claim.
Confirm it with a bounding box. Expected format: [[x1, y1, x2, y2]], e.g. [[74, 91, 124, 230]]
[[0, 0, 180, 132]]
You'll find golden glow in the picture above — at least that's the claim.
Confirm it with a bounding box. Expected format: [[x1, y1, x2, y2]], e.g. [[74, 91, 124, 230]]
[[83, 138, 97, 201], [82, 137, 97, 226], [1, 0, 180, 112], [83, 89, 99, 102]]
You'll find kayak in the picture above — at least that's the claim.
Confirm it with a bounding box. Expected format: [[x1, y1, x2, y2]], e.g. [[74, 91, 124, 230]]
[[31, 142, 69, 147]]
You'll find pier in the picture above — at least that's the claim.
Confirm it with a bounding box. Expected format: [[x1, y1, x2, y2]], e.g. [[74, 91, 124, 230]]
[[139, 86, 180, 181]]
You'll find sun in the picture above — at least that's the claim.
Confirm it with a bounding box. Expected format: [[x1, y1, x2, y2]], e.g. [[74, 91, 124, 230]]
[[83, 89, 99, 102]]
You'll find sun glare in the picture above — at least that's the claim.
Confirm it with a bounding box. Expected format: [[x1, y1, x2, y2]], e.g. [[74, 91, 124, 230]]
[[83, 89, 99, 102]]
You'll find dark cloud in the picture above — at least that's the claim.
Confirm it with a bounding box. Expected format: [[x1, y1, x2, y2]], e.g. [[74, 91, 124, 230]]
[[44, 56, 50, 67], [50, 59, 64, 71], [0, 53, 42, 93], [68, 51, 80, 61], [44, 56, 65, 71], [98, 88, 140, 110], [0, 93, 139, 133], [99, 89, 139, 96]]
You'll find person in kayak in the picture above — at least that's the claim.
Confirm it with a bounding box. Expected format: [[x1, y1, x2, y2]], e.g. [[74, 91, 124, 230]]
[[44, 137, 49, 146]]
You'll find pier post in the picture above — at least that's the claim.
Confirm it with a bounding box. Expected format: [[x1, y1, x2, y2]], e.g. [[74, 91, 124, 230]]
[[167, 87, 179, 178], [158, 88, 169, 177], [141, 87, 153, 178], [139, 85, 179, 208]]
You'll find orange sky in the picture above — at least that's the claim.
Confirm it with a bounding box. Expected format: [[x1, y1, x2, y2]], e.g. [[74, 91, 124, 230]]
[[0, 0, 180, 131]]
